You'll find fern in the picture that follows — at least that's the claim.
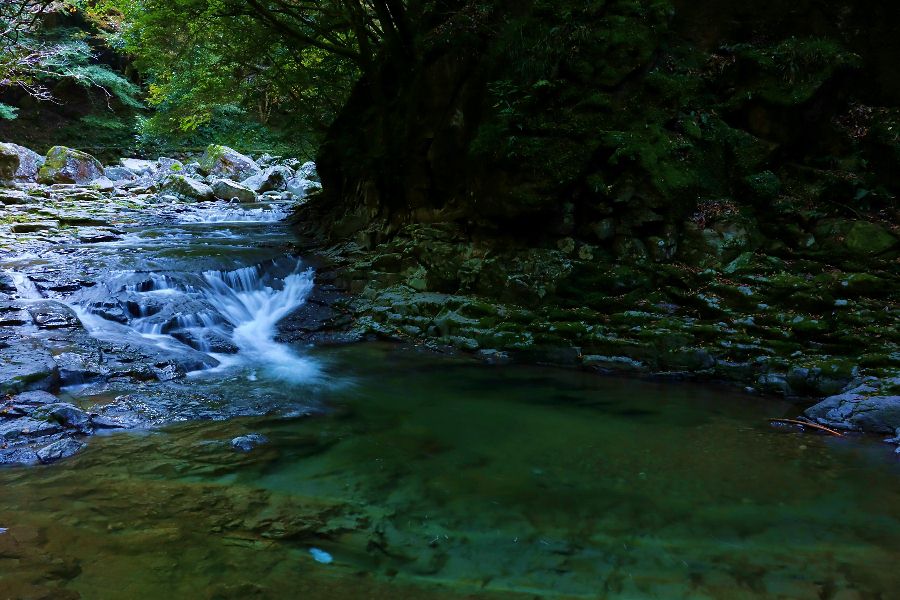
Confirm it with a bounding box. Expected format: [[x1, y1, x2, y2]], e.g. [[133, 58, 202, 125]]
[[0, 103, 18, 120]]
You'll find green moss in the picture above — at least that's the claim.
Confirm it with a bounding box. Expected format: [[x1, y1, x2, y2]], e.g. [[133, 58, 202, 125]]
[[727, 37, 862, 106]]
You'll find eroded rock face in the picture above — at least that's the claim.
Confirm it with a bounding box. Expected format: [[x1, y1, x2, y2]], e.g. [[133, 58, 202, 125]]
[[211, 178, 258, 203], [37, 146, 104, 184], [199, 144, 259, 181], [0, 143, 45, 182]]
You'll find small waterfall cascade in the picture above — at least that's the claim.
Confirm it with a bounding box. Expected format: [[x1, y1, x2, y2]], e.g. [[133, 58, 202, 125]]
[[73, 259, 321, 383]]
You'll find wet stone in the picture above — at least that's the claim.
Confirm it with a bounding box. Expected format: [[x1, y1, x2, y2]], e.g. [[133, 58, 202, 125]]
[[27, 301, 83, 330], [36, 438, 85, 464], [0, 417, 64, 441], [10, 391, 58, 405], [10, 222, 57, 233], [0, 340, 60, 395], [0, 446, 40, 466], [33, 404, 93, 434]]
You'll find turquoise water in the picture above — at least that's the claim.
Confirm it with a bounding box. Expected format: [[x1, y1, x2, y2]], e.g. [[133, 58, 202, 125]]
[[2, 343, 899, 599]]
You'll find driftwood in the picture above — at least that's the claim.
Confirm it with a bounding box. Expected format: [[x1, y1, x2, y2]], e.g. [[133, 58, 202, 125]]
[[768, 418, 844, 437]]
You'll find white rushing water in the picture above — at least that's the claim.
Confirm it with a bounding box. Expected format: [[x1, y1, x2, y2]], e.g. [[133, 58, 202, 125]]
[[178, 205, 290, 224], [200, 264, 321, 383], [75, 260, 322, 385], [6, 270, 44, 300]]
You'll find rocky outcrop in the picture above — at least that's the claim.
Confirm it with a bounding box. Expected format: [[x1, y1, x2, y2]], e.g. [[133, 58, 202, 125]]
[[199, 144, 259, 181], [211, 178, 257, 203], [37, 146, 104, 184], [298, 0, 900, 445]]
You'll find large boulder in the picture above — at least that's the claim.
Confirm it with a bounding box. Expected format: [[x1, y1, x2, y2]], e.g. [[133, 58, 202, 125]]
[[104, 165, 137, 182], [199, 144, 259, 181], [805, 376, 900, 433], [844, 221, 897, 255], [157, 157, 185, 176], [242, 165, 292, 193], [120, 158, 156, 177], [211, 178, 258, 203], [0, 144, 19, 180], [37, 146, 104, 184], [286, 163, 323, 198], [160, 174, 214, 201], [0, 143, 44, 182]]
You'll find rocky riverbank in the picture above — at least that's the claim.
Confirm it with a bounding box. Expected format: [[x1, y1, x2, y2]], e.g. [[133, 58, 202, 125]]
[[0, 143, 323, 465], [1, 140, 897, 467], [295, 0, 900, 450], [294, 192, 900, 449]]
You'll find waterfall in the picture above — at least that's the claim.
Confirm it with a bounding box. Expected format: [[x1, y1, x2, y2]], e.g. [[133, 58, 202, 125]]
[[200, 264, 321, 383]]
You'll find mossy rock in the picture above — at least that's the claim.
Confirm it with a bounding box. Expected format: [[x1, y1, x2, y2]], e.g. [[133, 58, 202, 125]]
[[37, 146, 103, 184], [199, 144, 259, 181], [844, 221, 897, 255]]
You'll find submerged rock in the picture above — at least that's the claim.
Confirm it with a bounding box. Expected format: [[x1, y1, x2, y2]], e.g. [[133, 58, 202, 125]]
[[231, 434, 269, 452], [199, 144, 259, 181], [37, 146, 104, 184], [211, 178, 258, 203]]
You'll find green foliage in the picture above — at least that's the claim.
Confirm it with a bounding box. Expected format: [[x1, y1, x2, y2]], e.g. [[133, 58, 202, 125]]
[[726, 37, 862, 106], [69, 65, 143, 108], [0, 104, 18, 120], [95, 0, 359, 149]]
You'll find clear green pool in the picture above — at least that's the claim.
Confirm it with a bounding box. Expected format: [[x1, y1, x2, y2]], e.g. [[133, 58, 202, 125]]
[[1, 343, 899, 599]]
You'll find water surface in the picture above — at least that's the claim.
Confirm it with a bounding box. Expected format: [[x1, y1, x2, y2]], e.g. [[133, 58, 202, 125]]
[[2, 344, 900, 599]]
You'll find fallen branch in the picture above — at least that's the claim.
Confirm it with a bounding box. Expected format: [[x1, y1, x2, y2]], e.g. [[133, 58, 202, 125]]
[[768, 418, 844, 437]]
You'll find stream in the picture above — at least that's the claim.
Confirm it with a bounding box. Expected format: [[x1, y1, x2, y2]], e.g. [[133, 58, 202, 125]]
[[1, 189, 900, 599]]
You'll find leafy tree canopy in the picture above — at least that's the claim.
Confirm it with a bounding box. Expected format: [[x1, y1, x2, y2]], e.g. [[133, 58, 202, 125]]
[[0, 0, 141, 119]]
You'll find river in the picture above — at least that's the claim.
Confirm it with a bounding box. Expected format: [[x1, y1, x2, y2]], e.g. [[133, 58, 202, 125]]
[[1, 188, 899, 599]]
